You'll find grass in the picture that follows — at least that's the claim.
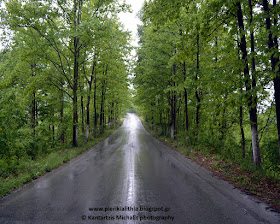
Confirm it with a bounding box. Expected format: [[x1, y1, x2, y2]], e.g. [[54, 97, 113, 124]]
[[139, 117, 280, 212], [0, 121, 123, 198]]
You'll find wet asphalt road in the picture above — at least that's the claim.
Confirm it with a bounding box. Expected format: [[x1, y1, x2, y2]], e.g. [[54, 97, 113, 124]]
[[0, 113, 279, 224]]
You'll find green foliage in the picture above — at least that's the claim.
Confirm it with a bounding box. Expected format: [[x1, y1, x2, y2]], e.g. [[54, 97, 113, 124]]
[[0, 160, 9, 178], [262, 138, 280, 171], [134, 0, 280, 176], [0, 121, 122, 197], [0, 0, 131, 185]]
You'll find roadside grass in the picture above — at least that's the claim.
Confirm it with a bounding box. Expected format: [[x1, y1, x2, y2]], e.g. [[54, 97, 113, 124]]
[[139, 117, 280, 211], [0, 121, 123, 198]]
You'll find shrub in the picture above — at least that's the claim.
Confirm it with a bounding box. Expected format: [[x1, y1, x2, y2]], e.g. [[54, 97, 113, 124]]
[[0, 159, 9, 178]]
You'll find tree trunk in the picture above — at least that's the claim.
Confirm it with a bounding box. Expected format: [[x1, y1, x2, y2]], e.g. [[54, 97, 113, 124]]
[[151, 103, 155, 130], [273, 0, 278, 50], [170, 104, 175, 140], [86, 94, 90, 140], [99, 66, 108, 134], [262, 0, 280, 157], [60, 89, 65, 143], [170, 90, 177, 140], [52, 125, 55, 141], [81, 95, 84, 133], [195, 33, 200, 139], [239, 63, 246, 158], [237, 46, 246, 158], [159, 108, 163, 134], [94, 74, 97, 138], [109, 102, 114, 127], [221, 100, 227, 140], [183, 60, 189, 137], [73, 60, 78, 147], [100, 83, 105, 134], [170, 60, 177, 140], [31, 91, 36, 137], [85, 59, 95, 141], [249, 0, 258, 116], [30, 64, 36, 137], [240, 105, 246, 158], [72, 34, 79, 147], [72, 0, 82, 147], [184, 88, 189, 132], [180, 29, 189, 139], [236, 1, 261, 165]]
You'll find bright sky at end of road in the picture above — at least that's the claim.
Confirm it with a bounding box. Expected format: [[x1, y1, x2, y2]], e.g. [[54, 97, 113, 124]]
[[118, 0, 145, 49]]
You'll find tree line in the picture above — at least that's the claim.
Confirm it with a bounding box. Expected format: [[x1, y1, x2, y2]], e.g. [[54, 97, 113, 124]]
[[0, 0, 131, 177], [133, 0, 279, 169]]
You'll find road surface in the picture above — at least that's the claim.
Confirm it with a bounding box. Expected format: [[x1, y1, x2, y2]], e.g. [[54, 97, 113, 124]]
[[0, 113, 279, 224]]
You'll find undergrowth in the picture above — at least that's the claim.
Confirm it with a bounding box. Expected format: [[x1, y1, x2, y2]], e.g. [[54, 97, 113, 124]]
[[0, 122, 122, 198]]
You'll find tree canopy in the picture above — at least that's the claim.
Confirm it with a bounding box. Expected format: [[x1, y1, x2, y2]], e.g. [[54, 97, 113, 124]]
[[133, 0, 280, 169], [0, 0, 132, 177]]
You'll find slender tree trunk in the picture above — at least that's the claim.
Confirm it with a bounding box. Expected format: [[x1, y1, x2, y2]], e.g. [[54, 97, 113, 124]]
[[73, 66, 78, 147], [115, 102, 118, 122], [72, 39, 79, 147], [60, 89, 65, 143], [180, 29, 189, 139], [100, 83, 105, 134], [160, 109, 163, 134], [237, 48, 246, 157], [86, 94, 90, 140], [110, 102, 114, 127], [221, 96, 227, 141], [236, 1, 261, 165], [240, 105, 246, 158], [195, 95, 201, 138], [273, 0, 278, 50], [72, 0, 79, 147], [249, 0, 258, 114], [239, 65, 246, 158], [30, 64, 36, 137], [249, 0, 256, 88], [94, 75, 97, 137], [31, 91, 36, 137], [85, 67, 94, 140], [99, 66, 108, 134], [183, 60, 189, 140], [184, 88, 188, 131], [52, 125, 55, 141], [170, 92, 176, 140], [72, 0, 81, 147], [170, 61, 177, 140], [103, 106, 106, 126], [81, 95, 84, 133], [177, 97, 182, 131], [262, 0, 280, 157], [195, 33, 200, 139], [84, 57, 96, 140], [215, 36, 218, 62], [151, 103, 154, 130]]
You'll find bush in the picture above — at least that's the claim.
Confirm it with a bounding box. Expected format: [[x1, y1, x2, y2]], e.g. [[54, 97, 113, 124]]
[[0, 159, 9, 178], [8, 156, 19, 175], [261, 138, 280, 170]]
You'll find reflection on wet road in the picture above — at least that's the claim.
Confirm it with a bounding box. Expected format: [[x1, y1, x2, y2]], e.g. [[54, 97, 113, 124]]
[[0, 113, 279, 224]]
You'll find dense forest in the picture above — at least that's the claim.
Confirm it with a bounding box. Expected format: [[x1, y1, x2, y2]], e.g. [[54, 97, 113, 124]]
[[133, 0, 280, 176], [0, 0, 280, 196], [0, 0, 131, 179]]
